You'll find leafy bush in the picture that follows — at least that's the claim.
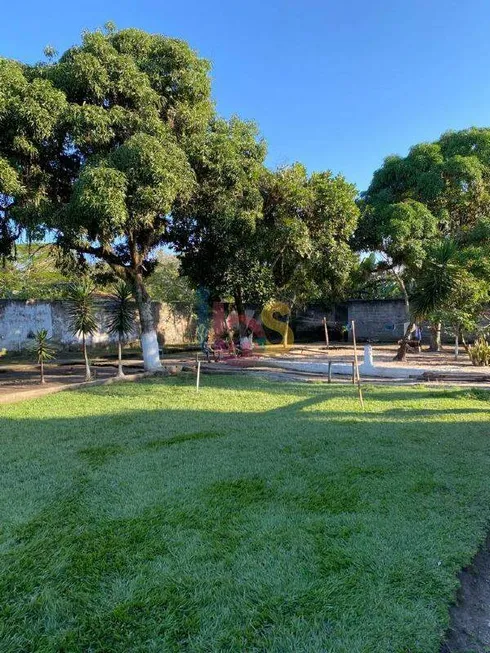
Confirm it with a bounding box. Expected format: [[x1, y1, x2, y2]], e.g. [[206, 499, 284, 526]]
[[468, 337, 490, 366]]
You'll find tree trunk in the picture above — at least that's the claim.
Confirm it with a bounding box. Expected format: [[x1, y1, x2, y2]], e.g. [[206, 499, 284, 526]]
[[233, 288, 248, 338], [429, 322, 442, 352], [133, 275, 161, 370], [117, 339, 124, 377], [454, 324, 460, 360], [394, 321, 414, 361], [323, 317, 330, 349], [393, 272, 412, 361], [82, 333, 91, 381], [40, 359, 45, 384], [284, 296, 296, 349], [284, 313, 290, 349]]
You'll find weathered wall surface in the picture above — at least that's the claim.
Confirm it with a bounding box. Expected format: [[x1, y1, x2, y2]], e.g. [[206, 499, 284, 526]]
[[0, 300, 196, 351], [290, 300, 409, 343], [347, 300, 409, 342], [3, 297, 466, 351], [292, 304, 348, 342], [154, 303, 196, 346]]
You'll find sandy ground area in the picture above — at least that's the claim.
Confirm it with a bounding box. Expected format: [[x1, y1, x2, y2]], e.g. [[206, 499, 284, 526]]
[[0, 361, 145, 404], [2, 342, 489, 404], [273, 343, 490, 374]]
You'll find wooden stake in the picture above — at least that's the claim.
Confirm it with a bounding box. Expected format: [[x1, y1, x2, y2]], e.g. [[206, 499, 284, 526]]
[[328, 361, 332, 383], [196, 360, 201, 392], [351, 320, 364, 409], [323, 317, 330, 350]]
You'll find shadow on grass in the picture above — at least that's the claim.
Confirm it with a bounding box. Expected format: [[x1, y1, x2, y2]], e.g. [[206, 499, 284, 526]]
[[1, 377, 490, 652]]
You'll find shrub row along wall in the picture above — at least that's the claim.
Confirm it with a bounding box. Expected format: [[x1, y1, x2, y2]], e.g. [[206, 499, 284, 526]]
[[0, 299, 195, 351]]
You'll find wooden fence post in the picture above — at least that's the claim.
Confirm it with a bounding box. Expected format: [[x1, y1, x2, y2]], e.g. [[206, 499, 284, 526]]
[[351, 320, 364, 408]]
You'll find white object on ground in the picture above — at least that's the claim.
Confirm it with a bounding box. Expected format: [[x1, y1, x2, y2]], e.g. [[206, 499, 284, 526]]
[[364, 345, 374, 368], [265, 356, 427, 379]]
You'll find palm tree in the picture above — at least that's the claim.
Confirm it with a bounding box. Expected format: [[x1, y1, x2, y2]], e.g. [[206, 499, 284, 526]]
[[66, 278, 98, 381], [34, 329, 55, 384], [107, 281, 136, 377], [399, 239, 459, 361], [393, 240, 458, 361], [410, 240, 459, 323]]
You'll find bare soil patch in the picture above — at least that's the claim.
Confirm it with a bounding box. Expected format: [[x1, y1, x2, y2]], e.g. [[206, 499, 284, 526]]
[[2, 343, 490, 403], [442, 537, 490, 653], [0, 362, 141, 403]]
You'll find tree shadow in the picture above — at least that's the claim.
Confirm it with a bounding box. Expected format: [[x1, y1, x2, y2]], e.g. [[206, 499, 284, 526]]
[[1, 378, 490, 651]]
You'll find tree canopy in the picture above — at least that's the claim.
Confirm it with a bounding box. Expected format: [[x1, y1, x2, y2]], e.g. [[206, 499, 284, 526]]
[[354, 128, 490, 358], [0, 26, 213, 368], [3, 26, 489, 362], [355, 128, 490, 274], [170, 116, 269, 316], [359, 129, 490, 239], [260, 164, 359, 309]]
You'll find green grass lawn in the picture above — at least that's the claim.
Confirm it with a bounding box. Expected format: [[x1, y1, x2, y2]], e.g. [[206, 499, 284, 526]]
[[1, 376, 490, 652]]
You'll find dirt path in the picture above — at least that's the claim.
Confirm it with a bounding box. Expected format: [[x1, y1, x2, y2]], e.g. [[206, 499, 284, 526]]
[[0, 363, 148, 404], [441, 537, 490, 652], [2, 344, 490, 404]]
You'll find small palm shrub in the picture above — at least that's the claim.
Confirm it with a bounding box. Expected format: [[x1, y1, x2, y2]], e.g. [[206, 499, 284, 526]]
[[66, 278, 98, 381], [107, 281, 136, 377], [468, 337, 490, 367], [34, 329, 55, 384]]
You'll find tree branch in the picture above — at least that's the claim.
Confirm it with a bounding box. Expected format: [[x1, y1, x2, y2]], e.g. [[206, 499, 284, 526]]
[[72, 244, 130, 278]]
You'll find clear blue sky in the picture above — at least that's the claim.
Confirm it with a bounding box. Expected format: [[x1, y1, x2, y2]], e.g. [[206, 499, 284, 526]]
[[3, 0, 490, 192]]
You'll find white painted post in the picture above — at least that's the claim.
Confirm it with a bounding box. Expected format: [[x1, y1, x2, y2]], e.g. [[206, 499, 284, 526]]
[[364, 345, 374, 368], [196, 360, 201, 392]]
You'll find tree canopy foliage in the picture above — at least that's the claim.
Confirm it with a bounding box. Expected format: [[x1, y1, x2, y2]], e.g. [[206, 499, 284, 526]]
[[170, 116, 269, 315], [172, 145, 360, 329], [2, 25, 489, 361], [0, 244, 70, 299], [358, 128, 490, 241], [0, 26, 213, 367], [355, 128, 490, 278], [353, 128, 490, 358], [260, 164, 359, 309]]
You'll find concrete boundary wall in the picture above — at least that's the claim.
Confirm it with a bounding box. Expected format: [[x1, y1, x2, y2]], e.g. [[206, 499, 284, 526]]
[[292, 300, 409, 343], [0, 299, 195, 351], [347, 299, 409, 342]]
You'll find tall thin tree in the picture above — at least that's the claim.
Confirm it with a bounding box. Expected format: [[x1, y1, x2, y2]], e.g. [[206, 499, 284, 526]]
[[107, 281, 136, 377], [34, 329, 55, 384], [66, 278, 98, 381]]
